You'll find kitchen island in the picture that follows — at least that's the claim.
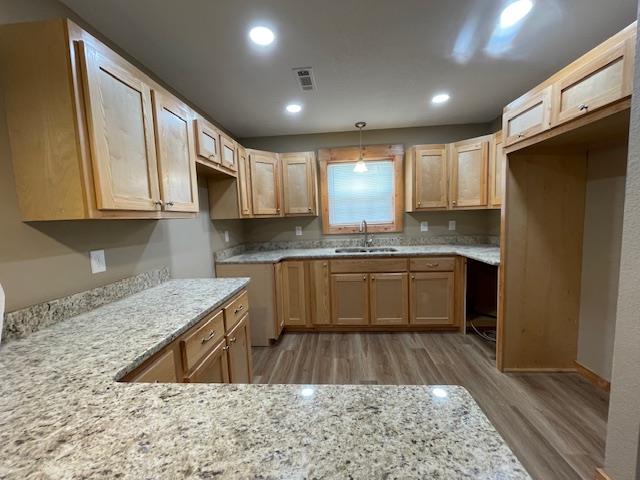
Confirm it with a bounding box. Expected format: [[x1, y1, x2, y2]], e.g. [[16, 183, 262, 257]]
[[0, 276, 528, 479]]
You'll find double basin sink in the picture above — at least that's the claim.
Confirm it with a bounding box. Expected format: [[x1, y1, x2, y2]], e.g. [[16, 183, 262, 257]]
[[334, 247, 398, 254]]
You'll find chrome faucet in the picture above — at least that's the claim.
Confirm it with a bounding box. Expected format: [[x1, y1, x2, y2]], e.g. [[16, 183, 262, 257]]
[[361, 220, 373, 247]]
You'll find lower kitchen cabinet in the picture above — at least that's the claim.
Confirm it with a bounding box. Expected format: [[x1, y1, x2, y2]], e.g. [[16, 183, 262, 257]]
[[281, 261, 308, 326], [370, 273, 409, 325], [226, 314, 253, 383], [122, 289, 252, 384], [309, 260, 331, 325], [410, 272, 455, 326], [331, 273, 370, 325], [183, 340, 229, 383]]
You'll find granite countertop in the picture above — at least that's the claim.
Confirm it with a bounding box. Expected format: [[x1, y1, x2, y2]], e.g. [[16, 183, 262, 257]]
[[217, 244, 501, 266], [0, 278, 529, 479]]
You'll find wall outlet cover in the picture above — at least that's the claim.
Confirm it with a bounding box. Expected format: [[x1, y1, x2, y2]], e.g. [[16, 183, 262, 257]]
[[448, 220, 456, 231], [295, 226, 303, 236], [420, 221, 429, 232], [90, 249, 106, 274], [224, 231, 230, 243]]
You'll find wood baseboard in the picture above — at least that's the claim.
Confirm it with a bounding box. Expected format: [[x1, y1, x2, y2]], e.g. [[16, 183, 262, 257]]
[[595, 467, 612, 480], [575, 361, 611, 392], [502, 368, 577, 373]]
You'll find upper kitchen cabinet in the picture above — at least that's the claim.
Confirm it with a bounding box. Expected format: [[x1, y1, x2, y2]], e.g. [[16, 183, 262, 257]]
[[248, 149, 281, 216], [220, 132, 239, 173], [503, 86, 552, 147], [449, 136, 489, 209], [488, 131, 505, 209], [194, 116, 222, 169], [405, 144, 448, 211], [504, 23, 636, 152], [208, 142, 253, 220], [281, 152, 318, 216], [152, 90, 199, 212], [0, 19, 197, 220], [236, 146, 253, 216]]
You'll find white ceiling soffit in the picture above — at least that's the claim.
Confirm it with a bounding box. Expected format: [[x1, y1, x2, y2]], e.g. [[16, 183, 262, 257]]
[[59, 0, 638, 138]]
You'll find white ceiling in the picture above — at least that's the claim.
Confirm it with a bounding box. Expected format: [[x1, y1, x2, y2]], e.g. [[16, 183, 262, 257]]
[[60, 0, 638, 138]]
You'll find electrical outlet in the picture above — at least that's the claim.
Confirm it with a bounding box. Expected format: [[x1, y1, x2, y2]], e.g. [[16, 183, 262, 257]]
[[420, 221, 429, 232], [448, 220, 456, 231], [90, 250, 106, 274], [224, 231, 230, 243], [295, 226, 303, 236]]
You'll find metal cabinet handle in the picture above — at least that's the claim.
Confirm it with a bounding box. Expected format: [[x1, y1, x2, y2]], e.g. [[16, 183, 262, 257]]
[[417, 201, 421, 206], [411, 275, 416, 280], [234, 305, 244, 314], [154, 200, 163, 207], [426, 263, 439, 268], [371, 276, 376, 281], [166, 201, 174, 207], [201, 330, 216, 344], [517, 133, 525, 138], [579, 104, 589, 111], [222, 345, 230, 351], [452, 200, 457, 206], [323, 263, 328, 268], [230, 337, 237, 344], [362, 275, 367, 281]]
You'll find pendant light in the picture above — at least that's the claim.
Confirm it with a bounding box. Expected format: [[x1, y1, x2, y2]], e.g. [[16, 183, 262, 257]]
[[353, 121, 368, 173]]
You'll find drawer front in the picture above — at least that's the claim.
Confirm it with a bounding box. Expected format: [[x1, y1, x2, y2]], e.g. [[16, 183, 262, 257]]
[[224, 290, 249, 331], [183, 339, 229, 384], [181, 309, 225, 372], [409, 257, 455, 272], [131, 349, 177, 383], [330, 258, 408, 273]]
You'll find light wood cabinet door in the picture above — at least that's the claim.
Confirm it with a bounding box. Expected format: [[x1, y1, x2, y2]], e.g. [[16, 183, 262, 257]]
[[281, 152, 317, 215], [274, 262, 285, 336], [152, 91, 199, 212], [194, 118, 221, 166], [237, 146, 252, 216], [309, 260, 331, 325], [131, 348, 178, 383], [410, 272, 455, 326], [220, 133, 238, 172], [249, 150, 281, 215], [503, 86, 552, 147], [183, 340, 229, 384], [489, 132, 505, 208], [450, 141, 488, 208], [78, 41, 161, 211], [226, 314, 253, 383], [552, 38, 634, 126], [414, 145, 448, 210], [370, 273, 409, 325], [331, 273, 369, 325], [281, 261, 308, 326]]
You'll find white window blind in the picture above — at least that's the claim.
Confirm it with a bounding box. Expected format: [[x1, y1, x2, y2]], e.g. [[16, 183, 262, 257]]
[[327, 161, 394, 226]]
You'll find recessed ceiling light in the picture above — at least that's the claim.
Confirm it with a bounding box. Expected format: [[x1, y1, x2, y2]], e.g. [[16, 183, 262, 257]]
[[431, 93, 450, 104], [499, 0, 533, 29], [286, 103, 302, 113], [249, 26, 275, 46]]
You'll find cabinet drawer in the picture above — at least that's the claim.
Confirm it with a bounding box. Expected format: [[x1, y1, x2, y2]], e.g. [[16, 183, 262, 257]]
[[130, 349, 177, 383], [224, 290, 249, 331], [409, 257, 455, 272], [330, 258, 408, 273], [180, 309, 225, 372]]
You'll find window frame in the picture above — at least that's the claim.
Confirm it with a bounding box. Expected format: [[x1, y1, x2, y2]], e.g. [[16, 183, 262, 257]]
[[319, 144, 404, 234]]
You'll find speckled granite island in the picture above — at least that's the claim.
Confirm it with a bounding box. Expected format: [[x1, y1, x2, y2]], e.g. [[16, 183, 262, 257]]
[[0, 276, 529, 479]]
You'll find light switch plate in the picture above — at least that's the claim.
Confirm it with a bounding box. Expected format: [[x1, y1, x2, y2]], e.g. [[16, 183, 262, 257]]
[[224, 231, 230, 243], [295, 226, 303, 236], [448, 220, 456, 231], [420, 221, 429, 232], [90, 249, 106, 274]]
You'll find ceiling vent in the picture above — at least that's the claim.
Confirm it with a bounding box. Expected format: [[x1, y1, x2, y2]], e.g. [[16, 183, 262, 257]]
[[292, 67, 316, 92]]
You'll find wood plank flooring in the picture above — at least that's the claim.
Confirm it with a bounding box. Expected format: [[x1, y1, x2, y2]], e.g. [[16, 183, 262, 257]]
[[252, 332, 609, 480]]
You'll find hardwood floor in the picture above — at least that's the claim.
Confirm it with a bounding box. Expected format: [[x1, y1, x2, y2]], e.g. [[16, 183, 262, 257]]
[[252, 332, 609, 480]]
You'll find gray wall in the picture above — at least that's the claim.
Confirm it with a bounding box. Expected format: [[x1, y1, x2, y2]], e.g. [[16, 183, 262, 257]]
[[0, 0, 243, 312], [604, 12, 640, 479], [241, 124, 500, 243], [577, 144, 627, 381]]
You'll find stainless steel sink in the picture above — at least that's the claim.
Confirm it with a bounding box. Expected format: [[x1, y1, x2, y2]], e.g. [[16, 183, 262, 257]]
[[334, 247, 398, 254]]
